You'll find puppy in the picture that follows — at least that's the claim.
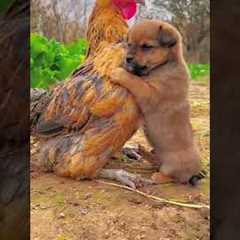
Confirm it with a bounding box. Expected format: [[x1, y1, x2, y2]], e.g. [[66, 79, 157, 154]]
[[110, 20, 201, 185]]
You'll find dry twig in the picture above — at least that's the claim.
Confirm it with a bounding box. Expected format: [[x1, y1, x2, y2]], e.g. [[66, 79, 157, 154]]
[[97, 180, 209, 209]]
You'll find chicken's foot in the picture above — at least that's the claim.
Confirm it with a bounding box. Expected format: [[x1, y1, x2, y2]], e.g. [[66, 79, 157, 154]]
[[99, 169, 154, 189]]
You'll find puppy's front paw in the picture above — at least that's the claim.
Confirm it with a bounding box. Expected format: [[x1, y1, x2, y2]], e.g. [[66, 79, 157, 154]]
[[110, 67, 131, 84]]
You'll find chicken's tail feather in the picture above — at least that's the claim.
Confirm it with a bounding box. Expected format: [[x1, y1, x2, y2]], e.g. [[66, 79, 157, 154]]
[[30, 88, 52, 133]]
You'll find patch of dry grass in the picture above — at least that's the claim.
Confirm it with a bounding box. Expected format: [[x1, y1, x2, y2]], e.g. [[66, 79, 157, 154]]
[[190, 78, 209, 172]]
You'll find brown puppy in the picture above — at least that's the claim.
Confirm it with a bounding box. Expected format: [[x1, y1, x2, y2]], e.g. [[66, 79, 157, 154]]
[[110, 20, 201, 184]]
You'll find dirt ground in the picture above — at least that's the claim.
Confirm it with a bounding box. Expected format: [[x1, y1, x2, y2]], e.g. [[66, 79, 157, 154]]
[[31, 80, 210, 240]]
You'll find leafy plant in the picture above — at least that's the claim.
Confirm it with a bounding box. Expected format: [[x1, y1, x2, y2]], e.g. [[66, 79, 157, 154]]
[[31, 33, 88, 89], [188, 64, 210, 80]]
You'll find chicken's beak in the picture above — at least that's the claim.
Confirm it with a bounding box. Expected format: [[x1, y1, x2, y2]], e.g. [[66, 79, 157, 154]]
[[136, 0, 145, 6]]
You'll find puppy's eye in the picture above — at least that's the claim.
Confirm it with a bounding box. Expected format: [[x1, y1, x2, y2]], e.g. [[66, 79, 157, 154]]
[[141, 44, 154, 51], [127, 43, 132, 48]]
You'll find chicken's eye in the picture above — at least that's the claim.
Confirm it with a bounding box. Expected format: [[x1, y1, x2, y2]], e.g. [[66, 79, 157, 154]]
[[141, 44, 154, 51]]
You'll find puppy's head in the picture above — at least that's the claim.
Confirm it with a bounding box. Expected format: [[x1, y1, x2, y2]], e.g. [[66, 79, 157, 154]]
[[124, 20, 182, 76]]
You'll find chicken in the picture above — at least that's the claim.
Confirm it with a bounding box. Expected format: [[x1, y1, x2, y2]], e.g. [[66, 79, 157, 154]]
[[32, 0, 152, 188], [0, 1, 29, 239]]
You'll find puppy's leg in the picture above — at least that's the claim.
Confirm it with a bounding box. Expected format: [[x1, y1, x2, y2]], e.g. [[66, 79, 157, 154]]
[[151, 159, 176, 184], [111, 68, 154, 102]]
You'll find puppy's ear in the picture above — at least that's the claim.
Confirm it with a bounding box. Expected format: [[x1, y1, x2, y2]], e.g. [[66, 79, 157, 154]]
[[158, 26, 177, 48]]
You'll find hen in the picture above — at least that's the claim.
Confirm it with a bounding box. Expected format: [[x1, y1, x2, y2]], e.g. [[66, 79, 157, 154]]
[[32, 0, 151, 188]]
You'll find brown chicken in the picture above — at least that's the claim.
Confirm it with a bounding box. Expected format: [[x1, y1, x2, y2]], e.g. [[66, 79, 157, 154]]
[[33, 0, 151, 188]]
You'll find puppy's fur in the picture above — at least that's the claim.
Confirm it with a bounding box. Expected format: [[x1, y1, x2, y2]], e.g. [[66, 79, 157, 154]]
[[111, 20, 201, 184]]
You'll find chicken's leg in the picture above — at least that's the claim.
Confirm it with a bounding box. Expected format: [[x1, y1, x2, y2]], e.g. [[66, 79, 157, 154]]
[[99, 169, 154, 189]]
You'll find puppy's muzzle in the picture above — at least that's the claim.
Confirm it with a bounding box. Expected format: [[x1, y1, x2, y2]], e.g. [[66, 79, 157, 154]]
[[124, 55, 148, 76]]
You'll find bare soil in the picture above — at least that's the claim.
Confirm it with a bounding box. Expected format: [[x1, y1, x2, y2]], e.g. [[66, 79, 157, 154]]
[[31, 81, 210, 240]]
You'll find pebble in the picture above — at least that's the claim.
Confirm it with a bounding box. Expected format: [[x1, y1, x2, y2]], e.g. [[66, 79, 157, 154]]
[[59, 212, 65, 218]]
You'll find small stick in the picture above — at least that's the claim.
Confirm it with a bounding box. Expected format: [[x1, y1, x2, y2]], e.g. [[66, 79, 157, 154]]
[[97, 180, 209, 209]]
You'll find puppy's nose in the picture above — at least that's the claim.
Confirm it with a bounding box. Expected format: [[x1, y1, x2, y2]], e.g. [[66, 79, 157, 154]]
[[126, 55, 134, 64]]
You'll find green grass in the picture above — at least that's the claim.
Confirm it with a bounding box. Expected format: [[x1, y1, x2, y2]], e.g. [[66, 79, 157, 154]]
[[31, 33, 210, 88], [188, 64, 210, 80]]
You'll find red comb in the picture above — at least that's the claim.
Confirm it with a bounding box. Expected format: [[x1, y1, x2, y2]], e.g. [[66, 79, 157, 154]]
[[113, 0, 137, 20]]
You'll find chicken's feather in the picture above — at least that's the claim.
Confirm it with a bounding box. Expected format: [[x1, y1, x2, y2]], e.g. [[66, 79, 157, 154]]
[[86, 3, 128, 56], [37, 42, 136, 136]]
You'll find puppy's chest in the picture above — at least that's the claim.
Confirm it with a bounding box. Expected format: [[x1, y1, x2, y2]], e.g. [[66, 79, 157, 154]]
[[142, 111, 165, 138], [142, 104, 179, 144]]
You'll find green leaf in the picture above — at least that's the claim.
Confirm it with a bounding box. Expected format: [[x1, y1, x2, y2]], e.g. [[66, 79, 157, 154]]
[[31, 33, 87, 88], [188, 64, 210, 80]]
